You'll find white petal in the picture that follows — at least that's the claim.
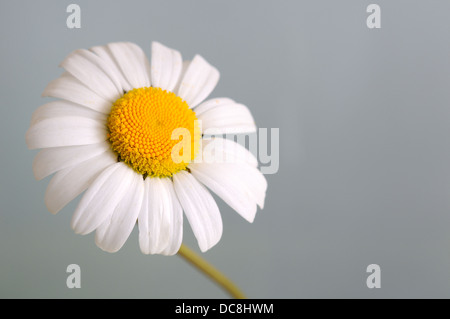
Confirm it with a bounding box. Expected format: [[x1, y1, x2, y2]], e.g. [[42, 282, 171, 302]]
[[161, 202, 183, 255], [71, 163, 135, 235], [150, 41, 183, 92], [138, 178, 183, 255], [193, 98, 235, 116], [26, 116, 107, 150], [189, 162, 267, 223], [107, 42, 151, 89], [198, 102, 256, 134], [95, 170, 144, 253], [31, 100, 107, 126], [90, 45, 133, 92], [177, 55, 219, 108], [172, 60, 191, 93], [60, 49, 122, 100], [225, 164, 267, 209], [26, 116, 107, 149], [244, 166, 267, 209], [173, 171, 222, 252], [199, 137, 258, 167], [42, 72, 112, 114], [33, 141, 111, 180], [45, 151, 117, 214]]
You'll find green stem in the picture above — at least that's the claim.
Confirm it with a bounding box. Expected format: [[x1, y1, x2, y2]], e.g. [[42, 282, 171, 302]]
[[177, 243, 246, 299]]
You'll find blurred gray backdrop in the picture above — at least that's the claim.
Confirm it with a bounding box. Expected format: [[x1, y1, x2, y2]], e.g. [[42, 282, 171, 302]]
[[1, 0, 450, 298]]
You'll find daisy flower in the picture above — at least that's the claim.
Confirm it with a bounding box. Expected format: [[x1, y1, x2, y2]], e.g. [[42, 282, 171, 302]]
[[26, 41, 267, 255]]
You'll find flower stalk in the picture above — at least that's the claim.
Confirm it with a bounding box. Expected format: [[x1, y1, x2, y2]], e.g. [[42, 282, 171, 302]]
[[177, 243, 246, 299]]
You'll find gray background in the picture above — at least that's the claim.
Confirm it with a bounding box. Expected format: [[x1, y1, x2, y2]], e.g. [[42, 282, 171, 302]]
[[1, 0, 450, 298]]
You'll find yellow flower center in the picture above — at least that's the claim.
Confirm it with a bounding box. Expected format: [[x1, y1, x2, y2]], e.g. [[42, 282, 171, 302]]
[[107, 87, 200, 178]]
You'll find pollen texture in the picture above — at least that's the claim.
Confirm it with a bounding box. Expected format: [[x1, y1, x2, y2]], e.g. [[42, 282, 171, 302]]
[[107, 87, 200, 178]]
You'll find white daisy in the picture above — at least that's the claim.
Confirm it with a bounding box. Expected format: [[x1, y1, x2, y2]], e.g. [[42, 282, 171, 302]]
[[26, 41, 267, 254]]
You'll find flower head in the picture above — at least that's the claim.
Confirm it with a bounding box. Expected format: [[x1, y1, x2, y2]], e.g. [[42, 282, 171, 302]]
[[26, 41, 267, 254]]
